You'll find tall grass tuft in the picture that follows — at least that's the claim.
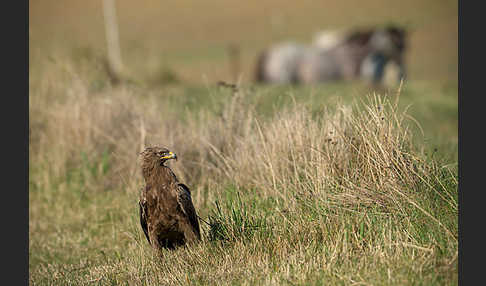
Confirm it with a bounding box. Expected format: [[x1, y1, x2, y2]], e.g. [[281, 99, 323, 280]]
[[207, 192, 267, 243]]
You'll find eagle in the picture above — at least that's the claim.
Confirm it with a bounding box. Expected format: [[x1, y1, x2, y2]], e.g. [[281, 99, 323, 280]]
[[139, 146, 201, 250]]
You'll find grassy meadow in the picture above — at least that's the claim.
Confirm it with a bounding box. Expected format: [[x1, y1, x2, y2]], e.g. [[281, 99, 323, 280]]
[[29, 0, 458, 285]]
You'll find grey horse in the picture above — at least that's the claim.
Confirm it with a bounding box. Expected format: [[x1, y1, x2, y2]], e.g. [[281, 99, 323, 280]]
[[255, 25, 407, 86], [255, 42, 309, 84]]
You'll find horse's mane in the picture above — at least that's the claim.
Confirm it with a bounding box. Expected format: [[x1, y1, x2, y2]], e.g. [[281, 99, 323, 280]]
[[344, 29, 374, 46]]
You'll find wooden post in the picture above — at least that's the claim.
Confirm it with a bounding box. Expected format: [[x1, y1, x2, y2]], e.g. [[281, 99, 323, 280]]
[[102, 0, 124, 83]]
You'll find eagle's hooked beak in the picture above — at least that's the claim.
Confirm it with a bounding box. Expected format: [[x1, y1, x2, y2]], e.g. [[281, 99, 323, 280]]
[[161, 151, 177, 161]]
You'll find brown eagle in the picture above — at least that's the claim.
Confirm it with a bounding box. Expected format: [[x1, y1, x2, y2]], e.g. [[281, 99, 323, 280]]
[[139, 146, 201, 250]]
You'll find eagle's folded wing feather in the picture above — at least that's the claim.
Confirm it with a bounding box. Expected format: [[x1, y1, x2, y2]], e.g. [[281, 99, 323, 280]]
[[139, 196, 150, 244], [177, 183, 201, 239]]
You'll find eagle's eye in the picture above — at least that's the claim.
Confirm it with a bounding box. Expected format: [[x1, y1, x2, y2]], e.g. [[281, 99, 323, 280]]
[[158, 151, 170, 159]]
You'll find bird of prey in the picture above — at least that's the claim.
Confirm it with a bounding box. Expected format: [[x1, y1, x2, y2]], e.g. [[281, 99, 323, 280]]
[[139, 146, 201, 250]]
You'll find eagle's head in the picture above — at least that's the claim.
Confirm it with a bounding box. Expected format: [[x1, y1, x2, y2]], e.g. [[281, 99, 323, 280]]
[[140, 146, 178, 170]]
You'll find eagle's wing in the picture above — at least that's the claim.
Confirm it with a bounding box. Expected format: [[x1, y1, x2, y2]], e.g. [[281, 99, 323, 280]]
[[177, 183, 201, 240], [139, 190, 150, 244]]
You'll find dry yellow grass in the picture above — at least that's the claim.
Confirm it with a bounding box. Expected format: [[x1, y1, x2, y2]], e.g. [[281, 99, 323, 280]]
[[29, 59, 457, 284]]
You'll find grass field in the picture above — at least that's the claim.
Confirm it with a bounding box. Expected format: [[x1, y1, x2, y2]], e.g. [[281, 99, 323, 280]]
[[29, 0, 457, 285]]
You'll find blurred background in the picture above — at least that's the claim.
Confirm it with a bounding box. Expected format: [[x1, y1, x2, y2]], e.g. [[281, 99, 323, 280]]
[[29, 0, 457, 86]]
